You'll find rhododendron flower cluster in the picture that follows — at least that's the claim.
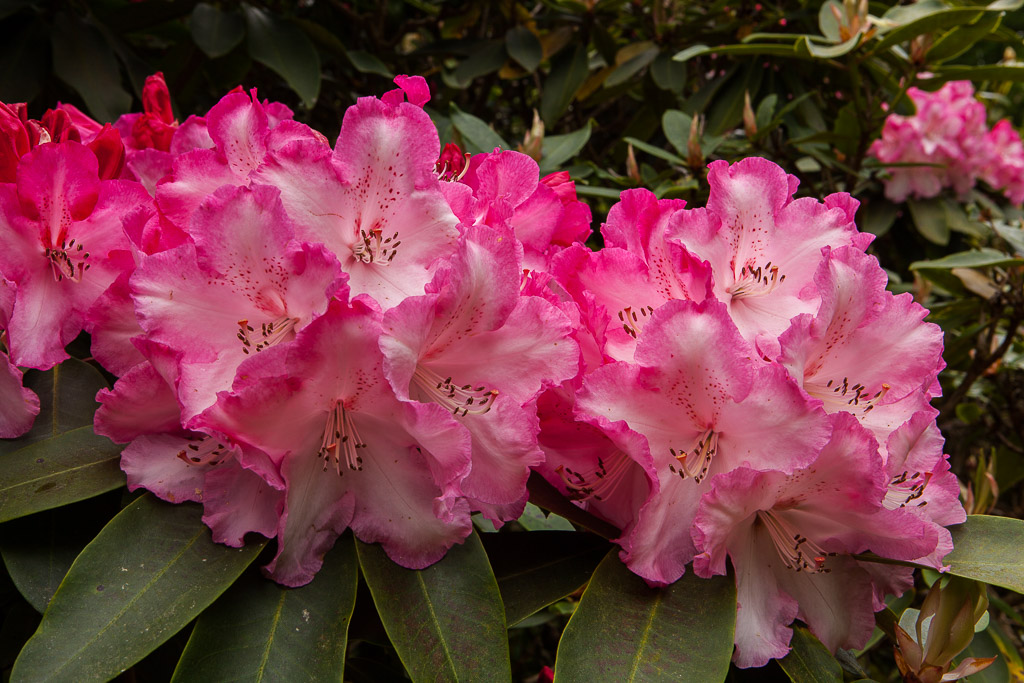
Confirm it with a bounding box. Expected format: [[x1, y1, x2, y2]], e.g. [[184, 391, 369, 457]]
[[870, 80, 1024, 204], [0, 73, 964, 667]]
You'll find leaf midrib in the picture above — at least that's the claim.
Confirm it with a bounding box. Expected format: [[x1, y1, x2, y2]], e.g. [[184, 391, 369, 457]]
[[416, 571, 458, 679], [626, 592, 661, 682]]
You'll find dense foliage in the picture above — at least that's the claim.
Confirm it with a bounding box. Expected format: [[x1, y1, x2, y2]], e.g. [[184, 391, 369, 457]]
[[2, 1, 1024, 681]]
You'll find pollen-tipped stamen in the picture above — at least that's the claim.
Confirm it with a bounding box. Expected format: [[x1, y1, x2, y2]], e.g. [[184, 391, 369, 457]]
[[237, 315, 300, 355], [555, 451, 633, 502], [176, 435, 229, 467], [411, 365, 498, 417], [353, 226, 401, 265], [616, 305, 655, 340], [727, 260, 785, 299], [758, 510, 836, 573], [884, 470, 931, 509], [44, 238, 91, 283], [668, 428, 719, 483], [318, 400, 366, 476]]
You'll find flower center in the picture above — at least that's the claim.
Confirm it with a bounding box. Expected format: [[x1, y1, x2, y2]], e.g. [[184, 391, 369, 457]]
[[236, 315, 300, 355], [44, 238, 90, 283], [176, 435, 229, 466], [318, 399, 366, 476], [805, 377, 890, 415], [727, 259, 785, 299], [353, 226, 401, 265], [555, 451, 633, 502], [411, 365, 497, 417], [884, 470, 931, 509], [616, 305, 655, 340], [668, 428, 719, 483], [758, 510, 836, 573]]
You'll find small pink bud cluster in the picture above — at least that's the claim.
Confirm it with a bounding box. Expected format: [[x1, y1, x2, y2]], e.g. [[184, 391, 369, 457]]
[[870, 80, 1024, 203]]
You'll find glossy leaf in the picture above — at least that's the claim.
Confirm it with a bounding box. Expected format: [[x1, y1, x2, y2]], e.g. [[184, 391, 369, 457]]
[[926, 11, 1002, 63], [50, 12, 132, 122], [873, 5, 985, 54], [191, 3, 246, 59], [451, 105, 510, 154], [662, 109, 693, 158], [943, 515, 1024, 593], [623, 137, 686, 165], [506, 26, 542, 72], [993, 220, 1024, 255], [453, 40, 507, 86], [171, 534, 358, 682], [605, 44, 659, 88], [907, 198, 951, 245], [910, 248, 1024, 270], [541, 43, 588, 126], [818, 0, 843, 41], [777, 626, 844, 683], [11, 495, 265, 682], [481, 531, 608, 626], [357, 532, 511, 683], [516, 502, 574, 532], [539, 121, 592, 173], [650, 52, 686, 92], [554, 552, 736, 682], [797, 32, 863, 59], [929, 64, 1024, 83], [346, 50, 393, 78], [243, 4, 321, 108]]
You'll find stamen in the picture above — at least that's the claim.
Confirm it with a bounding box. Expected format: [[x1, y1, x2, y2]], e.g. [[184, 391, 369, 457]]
[[616, 305, 655, 339], [44, 240, 91, 284], [668, 428, 719, 483], [555, 452, 632, 502], [884, 470, 931, 509], [758, 510, 836, 573], [411, 365, 497, 417], [352, 225, 401, 265], [805, 377, 890, 415], [237, 315, 299, 355], [727, 259, 785, 299], [318, 400, 366, 476], [176, 435, 229, 466]]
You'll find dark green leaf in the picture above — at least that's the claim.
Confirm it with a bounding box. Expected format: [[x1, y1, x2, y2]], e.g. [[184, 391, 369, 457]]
[[540, 122, 593, 173], [662, 109, 693, 158], [506, 26, 542, 72], [554, 552, 736, 681], [482, 531, 608, 626], [953, 624, 1010, 683], [623, 137, 686, 165], [541, 43, 589, 126], [242, 4, 321, 108], [357, 532, 511, 682], [859, 198, 900, 237], [706, 64, 763, 137], [927, 11, 1002, 63], [0, 17, 47, 103], [190, 3, 246, 59], [777, 626, 844, 682], [911, 248, 1024, 270], [993, 220, 1024, 255], [451, 105, 510, 154], [605, 45, 659, 88], [943, 515, 1024, 593], [11, 495, 265, 681], [172, 534, 358, 681], [673, 42, 801, 63], [929, 64, 1024, 83], [873, 5, 985, 54], [346, 50, 393, 78], [832, 102, 861, 158], [650, 52, 686, 92], [50, 12, 132, 122], [453, 40, 508, 86], [907, 198, 951, 245]]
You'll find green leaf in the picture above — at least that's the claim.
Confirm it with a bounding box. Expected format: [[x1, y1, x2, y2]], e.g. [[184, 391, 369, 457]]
[[540, 122, 593, 173], [797, 32, 863, 59], [832, 102, 861, 158], [624, 136, 685, 165], [929, 64, 1024, 83], [605, 44, 659, 88], [453, 40, 508, 86], [506, 26, 542, 72], [777, 626, 844, 682], [993, 220, 1024, 255], [357, 532, 511, 682], [910, 248, 1024, 270], [873, 5, 985, 54], [242, 4, 321, 108], [818, 0, 843, 42], [673, 42, 801, 63], [662, 109, 693, 158], [515, 503, 575, 532], [190, 3, 245, 58], [11, 495, 265, 681], [650, 52, 686, 92], [50, 12, 132, 122], [554, 552, 736, 681], [345, 50, 393, 78], [482, 531, 608, 626], [859, 198, 900, 237], [943, 515, 1024, 593], [907, 198, 951, 245], [450, 105, 510, 154], [706, 63, 763, 137], [926, 11, 1002, 63], [541, 43, 589, 126], [172, 534, 358, 681]]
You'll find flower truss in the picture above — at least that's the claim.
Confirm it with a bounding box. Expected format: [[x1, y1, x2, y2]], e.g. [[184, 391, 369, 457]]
[[0, 73, 964, 667]]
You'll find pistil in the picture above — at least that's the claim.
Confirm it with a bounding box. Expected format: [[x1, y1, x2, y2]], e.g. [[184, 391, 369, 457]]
[[668, 428, 719, 483]]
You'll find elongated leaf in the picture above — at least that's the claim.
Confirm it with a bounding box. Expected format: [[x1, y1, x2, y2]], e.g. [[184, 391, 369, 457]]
[[346, 49, 393, 78], [911, 248, 1024, 270], [554, 552, 736, 681], [453, 40, 507, 86], [650, 52, 686, 92], [929, 64, 1024, 83], [506, 26, 542, 72], [673, 42, 801, 63], [516, 503, 574, 532], [540, 122, 592, 173], [243, 4, 320, 108], [50, 12, 131, 123], [11, 495, 265, 682], [172, 534, 358, 681], [778, 626, 843, 682], [943, 515, 1024, 593], [927, 11, 1002, 63], [482, 531, 608, 626], [797, 32, 863, 59], [357, 532, 511, 683], [623, 136, 685, 165], [993, 220, 1024, 255], [450, 105, 510, 154], [605, 45, 659, 88], [662, 109, 693, 158], [541, 43, 589, 126], [907, 198, 951, 245], [874, 7, 985, 54], [191, 3, 245, 58]]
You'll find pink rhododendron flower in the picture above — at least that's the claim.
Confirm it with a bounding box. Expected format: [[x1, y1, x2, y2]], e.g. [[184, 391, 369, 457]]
[[693, 413, 940, 668], [0, 277, 39, 437]]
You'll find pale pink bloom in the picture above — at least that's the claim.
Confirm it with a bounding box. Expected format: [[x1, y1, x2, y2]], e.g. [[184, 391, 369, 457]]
[[693, 413, 940, 668], [0, 141, 148, 369], [380, 225, 579, 522], [197, 298, 474, 586], [670, 158, 869, 353], [574, 299, 830, 584], [979, 120, 1024, 204], [131, 184, 345, 422]]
